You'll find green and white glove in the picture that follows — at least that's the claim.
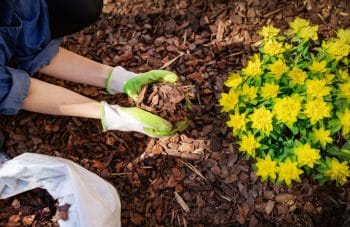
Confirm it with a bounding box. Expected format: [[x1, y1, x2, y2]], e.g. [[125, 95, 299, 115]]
[[100, 101, 174, 137], [106, 66, 178, 100]]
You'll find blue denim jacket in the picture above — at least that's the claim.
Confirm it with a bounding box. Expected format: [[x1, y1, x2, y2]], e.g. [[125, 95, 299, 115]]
[[0, 0, 62, 115]]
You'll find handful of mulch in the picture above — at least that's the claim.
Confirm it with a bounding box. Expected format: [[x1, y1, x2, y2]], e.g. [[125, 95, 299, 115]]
[[134, 82, 193, 130]]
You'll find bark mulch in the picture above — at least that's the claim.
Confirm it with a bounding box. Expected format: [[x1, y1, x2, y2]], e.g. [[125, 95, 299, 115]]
[[1, 0, 350, 226]]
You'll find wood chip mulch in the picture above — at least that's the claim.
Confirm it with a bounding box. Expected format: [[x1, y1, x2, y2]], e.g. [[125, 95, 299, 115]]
[[135, 83, 192, 124]]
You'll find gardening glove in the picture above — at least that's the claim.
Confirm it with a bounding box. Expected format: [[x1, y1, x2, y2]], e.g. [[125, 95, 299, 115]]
[[106, 66, 178, 101], [100, 101, 174, 137]]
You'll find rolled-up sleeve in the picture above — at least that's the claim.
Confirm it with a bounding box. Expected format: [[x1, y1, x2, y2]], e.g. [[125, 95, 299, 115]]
[[16, 38, 62, 74], [0, 0, 58, 116], [0, 66, 30, 115], [13, 0, 62, 74]]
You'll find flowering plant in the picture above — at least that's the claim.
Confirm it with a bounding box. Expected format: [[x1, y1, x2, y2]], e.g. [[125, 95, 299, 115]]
[[220, 17, 350, 186]]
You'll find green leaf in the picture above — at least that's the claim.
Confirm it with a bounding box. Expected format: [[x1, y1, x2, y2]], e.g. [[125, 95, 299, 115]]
[[298, 114, 308, 120], [327, 146, 350, 161], [185, 94, 192, 110], [302, 47, 310, 59], [338, 149, 350, 161], [259, 144, 270, 150], [277, 36, 286, 41], [304, 166, 312, 175], [342, 140, 350, 150], [314, 173, 328, 186], [250, 100, 258, 105], [300, 128, 307, 137], [330, 125, 342, 134], [291, 126, 299, 135], [168, 120, 189, 134], [254, 77, 262, 87], [330, 60, 338, 69], [278, 153, 287, 161], [291, 37, 300, 43]]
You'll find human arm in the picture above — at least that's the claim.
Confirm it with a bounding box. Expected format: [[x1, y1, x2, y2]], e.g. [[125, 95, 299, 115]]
[[23, 78, 100, 119], [0, 64, 173, 136], [11, 39, 174, 136], [39, 48, 113, 88], [1, 1, 174, 137], [34, 48, 184, 135], [38, 48, 178, 101], [0, 63, 99, 118], [22, 78, 173, 136]]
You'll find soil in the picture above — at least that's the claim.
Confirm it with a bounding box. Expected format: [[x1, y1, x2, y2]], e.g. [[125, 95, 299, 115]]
[[1, 0, 350, 226]]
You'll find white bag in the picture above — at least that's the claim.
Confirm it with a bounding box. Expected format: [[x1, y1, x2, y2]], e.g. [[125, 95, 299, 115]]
[[0, 153, 121, 227]]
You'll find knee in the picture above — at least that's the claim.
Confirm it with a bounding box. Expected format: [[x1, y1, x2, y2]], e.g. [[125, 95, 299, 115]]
[[81, 0, 103, 25]]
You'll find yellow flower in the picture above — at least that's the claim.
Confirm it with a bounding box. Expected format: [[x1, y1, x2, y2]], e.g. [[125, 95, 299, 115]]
[[249, 107, 274, 134], [298, 25, 318, 41], [256, 155, 278, 181], [284, 43, 293, 51], [239, 133, 260, 158], [325, 158, 350, 186], [289, 18, 318, 41], [313, 128, 333, 147], [241, 84, 258, 100], [338, 69, 349, 81], [258, 24, 280, 39], [339, 80, 350, 102], [306, 79, 331, 98], [225, 72, 242, 88], [278, 158, 303, 186], [294, 143, 321, 168], [304, 99, 331, 125], [288, 66, 307, 85], [263, 39, 285, 56], [260, 83, 279, 99], [259, 24, 280, 39], [242, 54, 262, 77], [289, 17, 310, 33], [219, 89, 239, 112], [268, 59, 289, 79], [325, 73, 335, 84], [337, 29, 350, 44], [274, 95, 302, 127], [227, 112, 246, 135], [338, 109, 350, 136], [309, 60, 327, 73], [322, 39, 350, 61]]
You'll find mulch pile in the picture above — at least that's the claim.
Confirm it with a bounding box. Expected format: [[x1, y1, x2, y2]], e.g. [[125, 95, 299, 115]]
[[0, 189, 70, 226], [1, 0, 350, 226]]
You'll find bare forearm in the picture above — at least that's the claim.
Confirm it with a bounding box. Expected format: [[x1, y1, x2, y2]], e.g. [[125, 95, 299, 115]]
[[23, 78, 100, 119], [39, 48, 113, 88]]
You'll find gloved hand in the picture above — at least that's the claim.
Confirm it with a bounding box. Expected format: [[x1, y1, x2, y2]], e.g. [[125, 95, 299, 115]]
[[105, 66, 178, 100], [100, 101, 174, 137]]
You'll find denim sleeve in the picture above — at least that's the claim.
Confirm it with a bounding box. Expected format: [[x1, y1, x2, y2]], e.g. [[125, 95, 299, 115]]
[[12, 0, 63, 74], [0, 66, 30, 116], [15, 38, 62, 74]]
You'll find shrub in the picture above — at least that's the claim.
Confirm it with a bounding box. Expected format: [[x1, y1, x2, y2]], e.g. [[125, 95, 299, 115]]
[[220, 17, 350, 186]]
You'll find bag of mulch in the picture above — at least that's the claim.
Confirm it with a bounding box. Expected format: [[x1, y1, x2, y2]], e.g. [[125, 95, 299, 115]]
[[0, 152, 121, 227]]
